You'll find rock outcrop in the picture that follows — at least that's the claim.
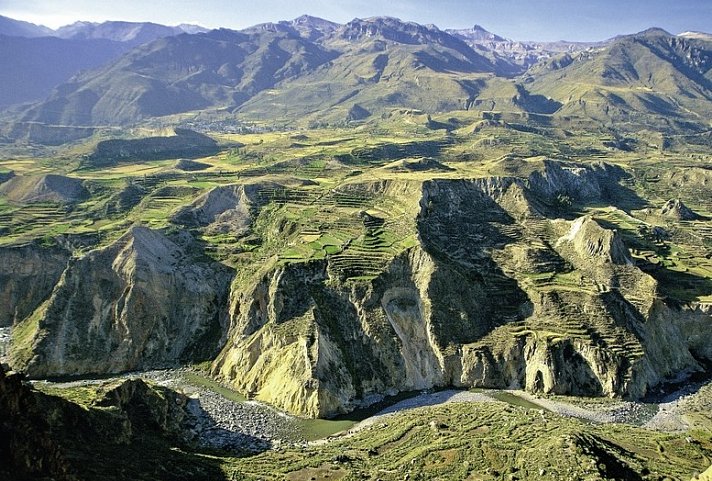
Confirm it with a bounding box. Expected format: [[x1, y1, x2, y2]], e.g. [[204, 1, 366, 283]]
[[660, 198, 699, 220], [527, 160, 628, 203], [0, 243, 70, 327], [172, 183, 265, 235], [9, 226, 233, 377], [556, 215, 632, 266]]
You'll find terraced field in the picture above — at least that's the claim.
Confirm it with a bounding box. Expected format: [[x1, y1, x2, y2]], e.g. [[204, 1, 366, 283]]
[[226, 401, 712, 481], [1, 119, 711, 480]]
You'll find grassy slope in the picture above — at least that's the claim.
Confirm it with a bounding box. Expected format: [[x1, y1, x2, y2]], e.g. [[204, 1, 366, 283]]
[[228, 402, 712, 481], [1, 118, 710, 298], [34, 380, 712, 480]]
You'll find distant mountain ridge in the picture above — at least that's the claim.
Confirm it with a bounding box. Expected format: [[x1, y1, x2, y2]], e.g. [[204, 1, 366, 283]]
[[0, 15, 206, 41], [0, 15, 53, 37], [447, 24, 606, 73], [54, 20, 207, 46], [0, 16, 208, 108], [1, 14, 712, 140]]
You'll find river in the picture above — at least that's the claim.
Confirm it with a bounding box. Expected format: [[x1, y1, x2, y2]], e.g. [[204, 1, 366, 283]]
[[28, 367, 709, 452]]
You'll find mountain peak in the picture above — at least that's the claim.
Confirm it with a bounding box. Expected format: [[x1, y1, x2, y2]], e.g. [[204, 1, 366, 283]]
[[636, 27, 672, 37], [289, 14, 340, 40], [291, 14, 338, 27], [339, 16, 444, 42], [447, 24, 507, 43]]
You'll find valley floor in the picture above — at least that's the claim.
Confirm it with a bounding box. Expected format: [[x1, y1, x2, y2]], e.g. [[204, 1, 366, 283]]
[[31, 367, 712, 453]]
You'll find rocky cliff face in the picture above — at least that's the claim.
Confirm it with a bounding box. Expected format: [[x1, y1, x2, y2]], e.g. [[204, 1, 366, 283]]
[[9, 226, 233, 377], [0, 244, 69, 327], [660, 198, 700, 220], [9, 161, 711, 418], [172, 182, 265, 235], [212, 166, 711, 417]]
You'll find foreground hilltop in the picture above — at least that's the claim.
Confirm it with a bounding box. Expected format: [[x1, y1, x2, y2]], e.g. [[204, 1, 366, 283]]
[[2, 365, 711, 480]]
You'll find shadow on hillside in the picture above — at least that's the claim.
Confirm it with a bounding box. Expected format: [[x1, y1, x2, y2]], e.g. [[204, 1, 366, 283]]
[[642, 363, 712, 404]]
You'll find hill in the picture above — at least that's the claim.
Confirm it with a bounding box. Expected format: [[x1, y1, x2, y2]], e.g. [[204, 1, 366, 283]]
[[86, 128, 220, 166], [0, 174, 88, 204], [0, 35, 129, 108], [0, 15, 52, 37], [17, 27, 337, 127], [525, 28, 712, 129]]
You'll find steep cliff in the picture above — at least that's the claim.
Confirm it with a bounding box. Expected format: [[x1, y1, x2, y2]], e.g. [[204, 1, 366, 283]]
[[9, 226, 233, 377], [211, 167, 711, 417], [0, 243, 70, 327], [9, 160, 710, 418]]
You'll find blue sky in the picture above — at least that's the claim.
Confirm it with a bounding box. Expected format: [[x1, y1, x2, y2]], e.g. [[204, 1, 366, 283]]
[[0, 0, 710, 41]]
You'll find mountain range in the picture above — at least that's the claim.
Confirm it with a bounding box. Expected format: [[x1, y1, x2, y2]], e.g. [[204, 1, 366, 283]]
[[0, 15, 205, 109], [1, 14, 711, 141]]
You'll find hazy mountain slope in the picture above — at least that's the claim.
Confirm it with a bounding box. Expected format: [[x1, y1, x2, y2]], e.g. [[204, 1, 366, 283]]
[[0, 15, 52, 37], [19, 28, 337, 126], [0, 35, 128, 108], [526, 28, 712, 128], [55, 20, 207, 47], [447, 24, 603, 75], [6, 18, 712, 134], [18, 17, 504, 127], [0, 17, 207, 109], [243, 14, 340, 41]]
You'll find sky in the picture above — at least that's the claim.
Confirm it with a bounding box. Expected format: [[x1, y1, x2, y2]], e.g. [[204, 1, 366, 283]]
[[0, 0, 710, 42]]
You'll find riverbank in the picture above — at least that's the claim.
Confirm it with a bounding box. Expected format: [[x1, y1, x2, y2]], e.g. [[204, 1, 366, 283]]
[[29, 368, 712, 454]]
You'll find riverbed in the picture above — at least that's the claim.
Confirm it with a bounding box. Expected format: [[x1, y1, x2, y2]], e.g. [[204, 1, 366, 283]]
[[30, 368, 711, 453]]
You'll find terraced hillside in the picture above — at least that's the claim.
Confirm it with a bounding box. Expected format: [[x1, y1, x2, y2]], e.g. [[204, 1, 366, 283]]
[[0, 120, 709, 421]]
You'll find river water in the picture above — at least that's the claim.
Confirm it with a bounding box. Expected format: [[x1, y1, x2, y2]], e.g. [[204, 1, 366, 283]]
[[28, 367, 707, 452]]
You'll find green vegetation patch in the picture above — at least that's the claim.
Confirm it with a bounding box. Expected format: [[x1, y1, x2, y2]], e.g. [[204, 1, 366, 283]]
[[223, 402, 712, 480]]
